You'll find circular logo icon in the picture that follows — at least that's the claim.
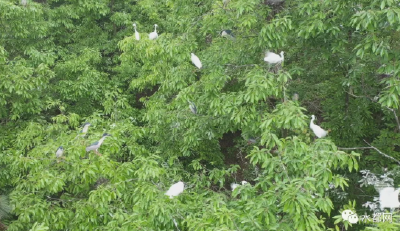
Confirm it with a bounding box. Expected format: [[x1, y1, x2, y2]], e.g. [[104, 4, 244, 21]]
[[348, 214, 359, 224], [341, 210, 358, 224], [342, 210, 353, 220]]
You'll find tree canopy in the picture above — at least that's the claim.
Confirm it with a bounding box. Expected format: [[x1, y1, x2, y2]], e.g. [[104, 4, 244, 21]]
[[1, 0, 400, 230]]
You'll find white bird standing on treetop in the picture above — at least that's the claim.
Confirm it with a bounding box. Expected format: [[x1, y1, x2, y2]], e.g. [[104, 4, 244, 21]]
[[310, 115, 329, 138], [264, 51, 284, 64], [191, 53, 202, 69], [133, 23, 140, 40], [149, 24, 158, 40], [165, 181, 184, 199]]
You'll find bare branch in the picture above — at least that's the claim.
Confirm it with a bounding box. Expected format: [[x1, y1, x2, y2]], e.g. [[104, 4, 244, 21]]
[[338, 147, 374, 150], [224, 64, 256, 68], [363, 140, 400, 165], [385, 107, 400, 131]]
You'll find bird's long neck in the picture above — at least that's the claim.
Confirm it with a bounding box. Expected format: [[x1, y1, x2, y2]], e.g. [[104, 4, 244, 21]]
[[82, 125, 89, 133], [154, 26, 157, 33], [98, 136, 107, 145], [310, 118, 315, 127], [280, 53, 284, 60]]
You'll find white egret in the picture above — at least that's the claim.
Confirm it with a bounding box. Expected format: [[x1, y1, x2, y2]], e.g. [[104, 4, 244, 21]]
[[231, 181, 248, 191], [230, 183, 239, 191], [165, 181, 184, 199], [264, 51, 284, 64], [149, 24, 158, 40], [310, 115, 329, 138], [21, 0, 27, 7], [133, 23, 140, 40], [191, 53, 202, 69]]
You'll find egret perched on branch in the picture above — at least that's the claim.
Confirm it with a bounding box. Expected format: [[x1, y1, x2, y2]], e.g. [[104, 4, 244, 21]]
[[149, 24, 158, 40], [86, 133, 111, 156], [188, 100, 197, 114], [264, 51, 284, 64], [310, 115, 329, 138], [165, 181, 184, 199], [133, 23, 140, 40], [221, 30, 235, 40], [191, 53, 202, 69]]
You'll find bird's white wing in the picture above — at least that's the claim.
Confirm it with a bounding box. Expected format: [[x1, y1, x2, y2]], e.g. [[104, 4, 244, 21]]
[[191, 55, 202, 69], [149, 32, 158, 40], [311, 124, 328, 138], [264, 52, 281, 63], [265, 51, 279, 59], [231, 183, 239, 191], [165, 182, 184, 198]]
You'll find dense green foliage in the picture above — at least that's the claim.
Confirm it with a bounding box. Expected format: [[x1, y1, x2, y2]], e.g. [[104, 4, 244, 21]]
[[0, 0, 400, 230]]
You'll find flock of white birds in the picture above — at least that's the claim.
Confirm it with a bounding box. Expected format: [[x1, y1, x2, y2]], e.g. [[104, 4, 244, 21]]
[[131, 23, 330, 198], [130, 23, 286, 70]]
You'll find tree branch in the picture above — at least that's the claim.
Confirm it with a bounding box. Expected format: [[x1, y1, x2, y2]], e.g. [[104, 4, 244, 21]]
[[363, 140, 400, 165], [224, 63, 256, 68], [345, 90, 400, 131], [385, 107, 400, 131], [338, 147, 374, 150]]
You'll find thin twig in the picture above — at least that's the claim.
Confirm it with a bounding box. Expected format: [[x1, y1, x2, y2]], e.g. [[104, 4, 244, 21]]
[[224, 64, 256, 68], [278, 151, 289, 179], [385, 107, 400, 131], [240, 35, 258, 38], [363, 140, 400, 165], [338, 147, 374, 150], [172, 217, 181, 231], [345, 91, 400, 131]]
